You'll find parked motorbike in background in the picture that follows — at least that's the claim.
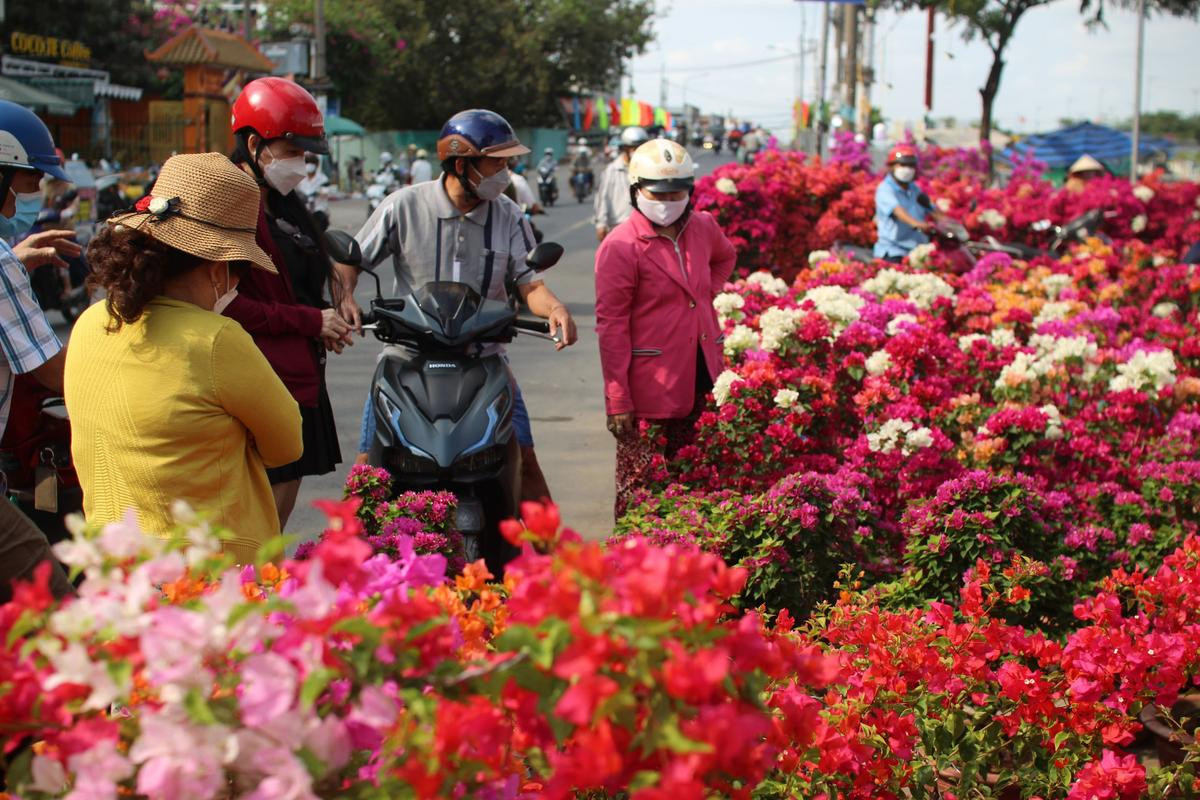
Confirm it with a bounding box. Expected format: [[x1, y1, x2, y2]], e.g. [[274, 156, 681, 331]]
[[326, 230, 564, 577]]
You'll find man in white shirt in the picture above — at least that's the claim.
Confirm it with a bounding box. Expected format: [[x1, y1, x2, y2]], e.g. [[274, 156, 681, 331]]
[[410, 149, 433, 184], [594, 126, 649, 242]]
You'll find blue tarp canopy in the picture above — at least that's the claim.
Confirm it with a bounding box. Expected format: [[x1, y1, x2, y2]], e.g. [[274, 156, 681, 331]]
[[1003, 121, 1173, 168]]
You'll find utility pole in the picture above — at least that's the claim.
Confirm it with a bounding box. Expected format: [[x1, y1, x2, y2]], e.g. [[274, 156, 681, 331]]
[[1130, 0, 1145, 182], [243, 0, 252, 39], [660, 62, 667, 110], [858, 8, 874, 135], [312, 0, 327, 81], [843, 4, 858, 119], [817, 0, 831, 156], [924, 8, 935, 121]]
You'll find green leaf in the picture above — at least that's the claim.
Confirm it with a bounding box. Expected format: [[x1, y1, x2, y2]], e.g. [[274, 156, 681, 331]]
[[657, 715, 714, 754], [300, 667, 338, 709], [255, 534, 295, 566], [184, 688, 219, 725]]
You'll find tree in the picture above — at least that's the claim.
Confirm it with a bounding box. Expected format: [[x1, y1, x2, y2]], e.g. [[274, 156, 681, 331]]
[[0, 1, 178, 91], [266, 0, 654, 130], [1118, 110, 1200, 143], [882, 0, 1200, 173]]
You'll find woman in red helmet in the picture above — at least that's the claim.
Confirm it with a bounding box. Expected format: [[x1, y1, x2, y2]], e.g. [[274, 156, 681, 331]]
[[227, 77, 355, 528]]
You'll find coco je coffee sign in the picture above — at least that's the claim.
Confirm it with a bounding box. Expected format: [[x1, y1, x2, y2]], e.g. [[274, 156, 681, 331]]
[[9, 32, 91, 66]]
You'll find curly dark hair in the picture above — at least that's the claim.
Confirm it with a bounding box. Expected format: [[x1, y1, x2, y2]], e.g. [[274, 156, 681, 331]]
[[86, 225, 207, 331]]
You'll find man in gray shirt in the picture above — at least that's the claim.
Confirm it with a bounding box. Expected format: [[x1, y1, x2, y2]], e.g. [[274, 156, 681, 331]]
[[337, 109, 576, 500], [593, 126, 649, 242]]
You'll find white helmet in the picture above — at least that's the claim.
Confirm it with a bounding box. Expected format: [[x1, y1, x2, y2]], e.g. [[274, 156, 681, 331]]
[[577, 137, 587, 146], [628, 139, 695, 191], [544, 147, 554, 155], [619, 126, 650, 149], [379, 151, 393, 164]]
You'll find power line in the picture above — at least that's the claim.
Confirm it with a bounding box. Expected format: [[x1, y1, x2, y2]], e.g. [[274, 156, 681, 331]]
[[631, 53, 796, 75]]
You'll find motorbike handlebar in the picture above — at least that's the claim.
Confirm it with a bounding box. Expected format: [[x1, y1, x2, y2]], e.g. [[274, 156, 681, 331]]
[[514, 318, 551, 334]]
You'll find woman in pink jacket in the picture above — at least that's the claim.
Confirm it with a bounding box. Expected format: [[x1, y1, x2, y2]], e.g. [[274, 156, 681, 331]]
[[595, 139, 737, 517]]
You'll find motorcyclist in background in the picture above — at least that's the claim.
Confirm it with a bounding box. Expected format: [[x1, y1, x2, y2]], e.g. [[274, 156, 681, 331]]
[[571, 137, 593, 195], [298, 153, 330, 231], [874, 144, 934, 263], [536, 147, 558, 206], [594, 126, 649, 242]]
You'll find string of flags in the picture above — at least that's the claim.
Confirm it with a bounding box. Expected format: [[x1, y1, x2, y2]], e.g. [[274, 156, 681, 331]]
[[560, 96, 673, 132]]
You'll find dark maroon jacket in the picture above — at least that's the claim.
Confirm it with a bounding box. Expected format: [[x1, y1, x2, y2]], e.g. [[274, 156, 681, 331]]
[[222, 205, 323, 407]]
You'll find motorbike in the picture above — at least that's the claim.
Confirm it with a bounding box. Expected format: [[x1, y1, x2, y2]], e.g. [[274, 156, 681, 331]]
[[536, 163, 558, 207], [25, 209, 90, 324], [325, 229, 563, 577], [570, 169, 590, 203], [0, 373, 81, 546], [366, 167, 402, 220]]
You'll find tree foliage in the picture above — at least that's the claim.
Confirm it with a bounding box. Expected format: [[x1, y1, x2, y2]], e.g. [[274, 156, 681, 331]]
[[879, 0, 1200, 171], [0, 0, 178, 90], [265, 0, 655, 130]]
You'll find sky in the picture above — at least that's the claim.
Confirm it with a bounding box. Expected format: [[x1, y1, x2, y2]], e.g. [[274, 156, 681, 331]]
[[626, 0, 1200, 136]]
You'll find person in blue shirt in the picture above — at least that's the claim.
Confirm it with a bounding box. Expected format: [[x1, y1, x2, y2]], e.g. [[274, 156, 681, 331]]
[[874, 144, 935, 262]]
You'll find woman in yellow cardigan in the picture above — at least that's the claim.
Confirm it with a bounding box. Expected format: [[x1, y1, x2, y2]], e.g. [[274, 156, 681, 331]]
[[65, 153, 302, 562]]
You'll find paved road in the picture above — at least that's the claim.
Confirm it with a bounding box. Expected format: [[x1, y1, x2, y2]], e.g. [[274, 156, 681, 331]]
[[289, 152, 732, 543]]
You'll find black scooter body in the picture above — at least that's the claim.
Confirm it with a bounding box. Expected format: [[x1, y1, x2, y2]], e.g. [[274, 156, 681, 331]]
[[327, 231, 563, 577]]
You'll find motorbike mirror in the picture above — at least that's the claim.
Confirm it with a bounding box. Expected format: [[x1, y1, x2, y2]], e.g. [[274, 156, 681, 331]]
[[324, 229, 363, 268], [525, 242, 564, 272]]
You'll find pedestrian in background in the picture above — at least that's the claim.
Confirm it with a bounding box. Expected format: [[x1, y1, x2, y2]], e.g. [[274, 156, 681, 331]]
[[67, 153, 302, 563], [595, 139, 736, 518], [594, 126, 650, 242]]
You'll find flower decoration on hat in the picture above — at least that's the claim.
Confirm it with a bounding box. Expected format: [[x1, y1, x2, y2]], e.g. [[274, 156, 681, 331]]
[[134, 194, 182, 220]]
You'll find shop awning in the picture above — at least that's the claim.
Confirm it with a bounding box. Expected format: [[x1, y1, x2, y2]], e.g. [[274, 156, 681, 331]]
[[325, 114, 365, 137], [25, 77, 143, 106], [0, 76, 77, 116]]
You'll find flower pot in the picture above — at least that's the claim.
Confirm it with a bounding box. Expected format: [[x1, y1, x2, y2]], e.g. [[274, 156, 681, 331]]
[[935, 767, 1021, 799], [1138, 692, 1200, 766]]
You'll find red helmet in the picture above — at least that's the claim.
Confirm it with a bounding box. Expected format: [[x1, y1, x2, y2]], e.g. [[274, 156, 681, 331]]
[[231, 77, 328, 154], [887, 144, 918, 166]]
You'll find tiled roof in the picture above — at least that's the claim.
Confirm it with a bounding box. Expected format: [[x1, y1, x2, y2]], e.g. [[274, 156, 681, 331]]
[[146, 26, 275, 72]]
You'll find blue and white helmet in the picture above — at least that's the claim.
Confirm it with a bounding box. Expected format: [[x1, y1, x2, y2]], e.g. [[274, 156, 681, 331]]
[[0, 100, 69, 181]]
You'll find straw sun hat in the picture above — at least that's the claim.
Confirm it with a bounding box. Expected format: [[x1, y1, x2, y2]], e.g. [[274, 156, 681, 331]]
[[108, 152, 276, 273]]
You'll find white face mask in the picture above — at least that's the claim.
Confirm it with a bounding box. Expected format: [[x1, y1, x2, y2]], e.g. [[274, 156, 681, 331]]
[[213, 264, 239, 313], [470, 166, 511, 201], [260, 147, 308, 195], [893, 166, 917, 184], [639, 197, 689, 227], [305, 163, 318, 175]]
